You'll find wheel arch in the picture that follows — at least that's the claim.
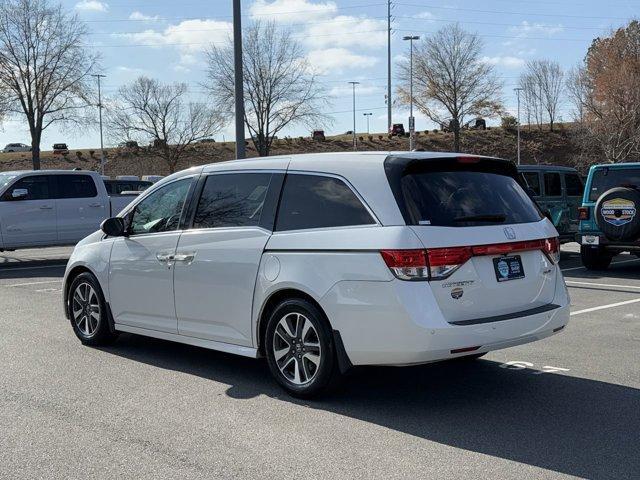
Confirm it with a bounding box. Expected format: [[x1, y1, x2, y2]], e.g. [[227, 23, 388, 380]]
[[63, 265, 103, 319]]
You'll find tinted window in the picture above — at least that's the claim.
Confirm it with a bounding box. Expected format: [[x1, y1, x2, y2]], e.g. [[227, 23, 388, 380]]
[[129, 179, 191, 235], [544, 172, 562, 196], [276, 174, 374, 231], [396, 171, 542, 227], [565, 173, 584, 197], [589, 168, 640, 202], [4, 175, 51, 200], [521, 172, 541, 196], [56, 175, 97, 199], [194, 173, 272, 229]]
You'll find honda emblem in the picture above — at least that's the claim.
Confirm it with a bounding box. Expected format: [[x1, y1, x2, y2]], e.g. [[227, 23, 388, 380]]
[[503, 227, 516, 240]]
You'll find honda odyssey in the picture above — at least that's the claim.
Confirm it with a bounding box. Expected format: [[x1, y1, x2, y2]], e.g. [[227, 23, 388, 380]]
[[63, 152, 570, 397]]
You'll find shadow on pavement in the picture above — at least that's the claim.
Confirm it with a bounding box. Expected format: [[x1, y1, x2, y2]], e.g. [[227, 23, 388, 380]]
[[101, 334, 640, 480]]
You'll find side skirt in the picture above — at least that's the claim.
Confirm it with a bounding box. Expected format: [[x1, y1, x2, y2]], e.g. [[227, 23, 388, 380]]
[[114, 324, 259, 359]]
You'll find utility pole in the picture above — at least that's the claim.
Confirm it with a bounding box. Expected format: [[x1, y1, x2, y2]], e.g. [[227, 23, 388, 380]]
[[403, 35, 419, 151], [349, 81, 360, 150], [233, 0, 246, 159], [514, 87, 523, 165], [363, 112, 372, 134], [387, 0, 392, 133], [91, 74, 106, 175]]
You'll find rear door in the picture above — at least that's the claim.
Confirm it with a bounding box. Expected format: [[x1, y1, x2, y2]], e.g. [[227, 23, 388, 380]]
[[0, 175, 57, 247], [386, 158, 557, 324], [173, 171, 282, 346], [54, 174, 107, 243], [563, 172, 584, 237]]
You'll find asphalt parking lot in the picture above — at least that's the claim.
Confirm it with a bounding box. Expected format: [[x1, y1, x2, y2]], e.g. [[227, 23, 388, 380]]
[[1, 245, 638, 480]]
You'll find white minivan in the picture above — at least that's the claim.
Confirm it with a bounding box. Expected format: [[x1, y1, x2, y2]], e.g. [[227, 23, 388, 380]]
[[63, 152, 570, 397]]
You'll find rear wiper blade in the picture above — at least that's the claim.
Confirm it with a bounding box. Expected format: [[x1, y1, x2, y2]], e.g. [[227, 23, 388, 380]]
[[453, 214, 507, 223]]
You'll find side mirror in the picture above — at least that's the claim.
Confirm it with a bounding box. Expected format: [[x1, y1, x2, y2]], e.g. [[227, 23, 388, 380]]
[[11, 188, 28, 200], [101, 217, 126, 237]]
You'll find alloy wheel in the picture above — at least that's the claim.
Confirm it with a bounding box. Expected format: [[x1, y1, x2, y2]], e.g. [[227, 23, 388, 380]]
[[72, 282, 101, 337], [272, 312, 322, 385]]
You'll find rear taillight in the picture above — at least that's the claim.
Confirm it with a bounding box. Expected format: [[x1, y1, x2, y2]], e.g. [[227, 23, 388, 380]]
[[380, 249, 429, 281], [381, 236, 561, 281], [578, 207, 590, 220], [542, 237, 561, 264]]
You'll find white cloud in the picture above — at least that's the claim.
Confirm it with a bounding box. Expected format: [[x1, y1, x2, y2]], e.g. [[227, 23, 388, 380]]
[[304, 15, 387, 49], [75, 0, 108, 12], [250, 0, 337, 22], [415, 11, 435, 20], [329, 84, 382, 97], [115, 19, 233, 65], [307, 48, 378, 74], [508, 21, 564, 38], [129, 11, 160, 21], [481, 56, 525, 69]]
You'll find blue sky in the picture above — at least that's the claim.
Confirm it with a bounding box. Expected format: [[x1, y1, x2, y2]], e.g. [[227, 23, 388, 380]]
[[1, 0, 638, 150]]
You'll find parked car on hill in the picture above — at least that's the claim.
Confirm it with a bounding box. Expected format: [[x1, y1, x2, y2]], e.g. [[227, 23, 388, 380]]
[[0, 170, 139, 251], [577, 162, 640, 269], [52, 143, 69, 155], [2, 143, 31, 153], [518, 165, 584, 243], [389, 123, 405, 136], [62, 152, 568, 398]]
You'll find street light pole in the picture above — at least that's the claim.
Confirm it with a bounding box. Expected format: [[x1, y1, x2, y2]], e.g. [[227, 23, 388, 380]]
[[363, 112, 372, 134], [233, 0, 246, 159], [349, 81, 360, 150], [403, 35, 419, 151], [387, 0, 392, 133], [514, 87, 523, 165], [91, 74, 106, 175]]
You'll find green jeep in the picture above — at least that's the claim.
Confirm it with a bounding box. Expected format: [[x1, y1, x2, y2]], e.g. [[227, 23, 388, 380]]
[[518, 165, 584, 243], [577, 162, 640, 270]]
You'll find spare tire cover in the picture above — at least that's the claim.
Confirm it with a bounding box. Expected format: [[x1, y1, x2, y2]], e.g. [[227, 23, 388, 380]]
[[594, 187, 640, 241]]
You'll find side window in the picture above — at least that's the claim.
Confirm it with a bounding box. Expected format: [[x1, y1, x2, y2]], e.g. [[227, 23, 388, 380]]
[[565, 173, 584, 197], [521, 172, 541, 196], [544, 172, 562, 197], [193, 173, 272, 229], [3, 175, 52, 200], [276, 174, 375, 231], [129, 178, 191, 235], [56, 175, 98, 199]]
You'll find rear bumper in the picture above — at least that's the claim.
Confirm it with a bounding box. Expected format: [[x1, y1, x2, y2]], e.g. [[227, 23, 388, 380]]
[[575, 233, 640, 251], [322, 269, 570, 366]]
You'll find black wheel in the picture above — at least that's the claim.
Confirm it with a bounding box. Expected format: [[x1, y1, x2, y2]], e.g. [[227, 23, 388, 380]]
[[265, 298, 340, 398], [68, 272, 118, 346], [581, 245, 613, 271]]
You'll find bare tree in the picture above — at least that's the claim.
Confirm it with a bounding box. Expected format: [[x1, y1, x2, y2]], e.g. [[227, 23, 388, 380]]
[[205, 21, 329, 157], [519, 60, 564, 131], [0, 0, 98, 170], [396, 24, 503, 152], [107, 76, 224, 174], [566, 65, 590, 123]]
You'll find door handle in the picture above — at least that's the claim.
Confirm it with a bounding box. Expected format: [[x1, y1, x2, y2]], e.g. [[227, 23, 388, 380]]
[[39, 205, 53, 210], [173, 252, 196, 264], [155, 252, 174, 263]]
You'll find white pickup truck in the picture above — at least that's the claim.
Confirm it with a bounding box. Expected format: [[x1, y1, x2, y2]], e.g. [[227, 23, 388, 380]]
[[0, 170, 140, 251]]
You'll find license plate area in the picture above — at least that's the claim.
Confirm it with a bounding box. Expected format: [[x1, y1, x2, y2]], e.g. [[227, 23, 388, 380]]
[[493, 255, 525, 282]]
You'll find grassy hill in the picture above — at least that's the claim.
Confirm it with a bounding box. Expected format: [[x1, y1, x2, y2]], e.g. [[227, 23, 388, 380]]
[[0, 124, 597, 177]]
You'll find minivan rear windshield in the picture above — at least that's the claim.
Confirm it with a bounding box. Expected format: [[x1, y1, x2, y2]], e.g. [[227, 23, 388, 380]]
[[386, 160, 542, 227], [589, 168, 640, 202]]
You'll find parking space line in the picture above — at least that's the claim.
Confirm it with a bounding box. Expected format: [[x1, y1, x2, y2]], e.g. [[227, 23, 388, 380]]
[[570, 298, 640, 316], [566, 280, 640, 290], [3, 280, 62, 288], [0, 264, 66, 272], [561, 257, 640, 272]]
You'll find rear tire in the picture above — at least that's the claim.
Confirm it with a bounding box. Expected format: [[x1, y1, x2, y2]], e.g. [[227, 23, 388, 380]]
[[581, 245, 613, 270], [265, 298, 340, 398], [68, 272, 118, 346]]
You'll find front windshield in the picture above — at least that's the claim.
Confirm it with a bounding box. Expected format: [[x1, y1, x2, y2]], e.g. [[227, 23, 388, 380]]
[[0, 174, 18, 190]]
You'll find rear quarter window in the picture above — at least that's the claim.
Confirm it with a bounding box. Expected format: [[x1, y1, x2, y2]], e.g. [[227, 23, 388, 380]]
[[276, 174, 375, 231]]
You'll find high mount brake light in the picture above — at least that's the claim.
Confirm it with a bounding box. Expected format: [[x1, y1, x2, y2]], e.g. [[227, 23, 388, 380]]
[[381, 237, 560, 281], [456, 156, 481, 164]]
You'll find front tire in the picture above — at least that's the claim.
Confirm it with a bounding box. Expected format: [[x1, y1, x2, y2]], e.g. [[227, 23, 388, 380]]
[[265, 298, 340, 398], [581, 245, 613, 270], [68, 272, 117, 346]]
